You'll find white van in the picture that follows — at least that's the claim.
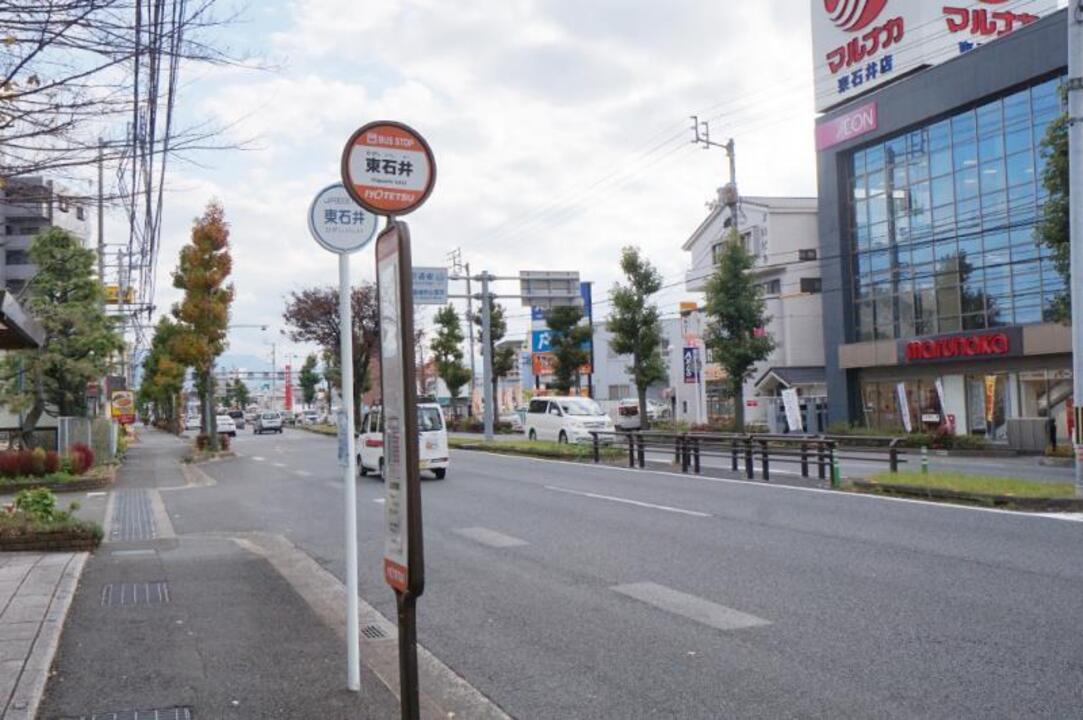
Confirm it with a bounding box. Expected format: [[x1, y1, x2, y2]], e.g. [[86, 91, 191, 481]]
[[524, 396, 616, 444], [358, 403, 449, 479]]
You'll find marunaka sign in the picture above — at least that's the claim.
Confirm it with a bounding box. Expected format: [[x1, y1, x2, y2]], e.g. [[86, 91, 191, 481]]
[[897, 328, 1022, 364], [811, 0, 1058, 112]]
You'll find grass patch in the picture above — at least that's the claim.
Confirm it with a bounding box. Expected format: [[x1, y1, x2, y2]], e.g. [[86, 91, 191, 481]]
[[449, 436, 624, 461], [0, 471, 78, 489], [865, 470, 1074, 498], [0, 512, 103, 541], [298, 423, 337, 436]]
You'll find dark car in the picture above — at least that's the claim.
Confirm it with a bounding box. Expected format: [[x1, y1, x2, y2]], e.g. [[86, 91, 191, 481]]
[[228, 410, 245, 430]]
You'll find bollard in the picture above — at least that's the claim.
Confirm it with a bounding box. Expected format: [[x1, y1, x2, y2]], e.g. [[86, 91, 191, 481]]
[[731, 439, 738, 472], [921, 445, 929, 474], [636, 433, 646, 469], [682, 434, 692, 470], [674, 436, 681, 463], [760, 440, 770, 482], [829, 443, 840, 489], [693, 438, 701, 474], [592, 432, 600, 464], [628, 434, 636, 468], [800, 442, 809, 478], [744, 437, 754, 479], [681, 437, 689, 473], [817, 442, 826, 480], [889, 445, 898, 473]]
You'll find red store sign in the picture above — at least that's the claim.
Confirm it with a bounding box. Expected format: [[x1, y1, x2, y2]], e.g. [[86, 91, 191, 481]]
[[899, 329, 1022, 364]]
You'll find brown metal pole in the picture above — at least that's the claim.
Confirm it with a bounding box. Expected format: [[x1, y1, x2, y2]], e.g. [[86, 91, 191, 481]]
[[396, 592, 420, 720]]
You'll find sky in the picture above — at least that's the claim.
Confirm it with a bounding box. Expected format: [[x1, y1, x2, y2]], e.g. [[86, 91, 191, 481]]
[[124, 0, 820, 371]]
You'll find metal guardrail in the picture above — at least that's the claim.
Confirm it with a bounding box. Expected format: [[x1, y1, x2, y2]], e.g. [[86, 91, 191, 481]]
[[589, 430, 905, 486]]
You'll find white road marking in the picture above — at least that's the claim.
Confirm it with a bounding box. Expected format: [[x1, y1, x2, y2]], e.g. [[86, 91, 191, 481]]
[[272, 462, 286, 468], [612, 582, 770, 631], [453, 527, 528, 548], [85, 491, 107, 498], [110, 549, 156, 557], [251, 456, 265, 462], [544, 485, 711, 518], [463, 451, 1083, 524], [294, 470, 313, 477], [373, 498, 386, 504]]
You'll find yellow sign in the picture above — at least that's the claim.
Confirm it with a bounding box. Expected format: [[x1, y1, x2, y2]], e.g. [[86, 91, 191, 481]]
[[111, 390, 135, 424], [104, 285, 136, 304]]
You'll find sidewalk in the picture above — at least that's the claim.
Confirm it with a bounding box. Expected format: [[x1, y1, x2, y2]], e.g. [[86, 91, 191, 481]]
[[1, 552, 85, 720], [36, 429, 401, 719]]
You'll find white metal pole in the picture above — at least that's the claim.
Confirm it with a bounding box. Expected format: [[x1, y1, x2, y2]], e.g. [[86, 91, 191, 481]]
[[1069, 0, 1083, 497], [339, 253, 361, 690], [481, 272, 495, 441]]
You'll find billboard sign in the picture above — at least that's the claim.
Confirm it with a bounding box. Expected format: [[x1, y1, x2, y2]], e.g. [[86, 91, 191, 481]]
[[815, 102, 877, 151], [811, 0, 1057, 112], [111, 390, 136, 424], [411, 266, 448, 305], [683, 347, 698, 384]]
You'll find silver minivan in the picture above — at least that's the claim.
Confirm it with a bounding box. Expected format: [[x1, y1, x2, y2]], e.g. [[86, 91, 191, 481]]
[[524, 396, 615, 444]]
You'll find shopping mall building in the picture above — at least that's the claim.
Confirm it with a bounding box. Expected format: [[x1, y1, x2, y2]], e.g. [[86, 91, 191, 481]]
[[814, 6, 1070, 442]]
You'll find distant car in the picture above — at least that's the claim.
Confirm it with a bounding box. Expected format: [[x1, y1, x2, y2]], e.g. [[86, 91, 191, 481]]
[[302, 410, 319, 425], [185, 415, 201, 431], [282, 411, 297, 427], [358, 403, 449, 479], [525, 396, 615, 444], [499, 410, 524, 432], [228, 410, 245, 430], [216, 414, 237, 437], [254, 411, 283, 434]]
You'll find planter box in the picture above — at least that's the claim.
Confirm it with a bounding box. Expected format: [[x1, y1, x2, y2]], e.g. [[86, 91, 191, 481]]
[[0, 465, 116, 495], [0, 531, 101, 552]]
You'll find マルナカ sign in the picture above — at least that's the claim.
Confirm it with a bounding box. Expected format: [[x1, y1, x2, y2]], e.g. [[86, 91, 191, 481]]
[[341, 122, 436, 217], [898, 328, 1023, 364], [810, 0, 1058, 112], [308, 183, 379, 254], [815, 102, 877, 150]]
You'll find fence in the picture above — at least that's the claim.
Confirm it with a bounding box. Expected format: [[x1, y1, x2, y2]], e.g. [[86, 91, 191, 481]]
[[590, 430, 904, 486], [57, 416, 118, 464]]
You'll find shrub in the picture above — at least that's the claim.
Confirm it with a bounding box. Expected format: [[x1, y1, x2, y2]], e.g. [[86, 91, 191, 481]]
[[0, 452, 19, 478], [44, 450, 60, 474], [195, 433, 210, 451], [14, 487, 59, 522], [29, 447, 46, 476], [218, 433, 231, 451], [66, 442, 95, 475], [17, 449, 34, 476], [71, 441, 95, 470]]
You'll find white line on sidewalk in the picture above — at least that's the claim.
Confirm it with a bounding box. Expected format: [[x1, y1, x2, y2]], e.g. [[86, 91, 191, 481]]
[[544, 485, 712, 517], [612, 582, 770, 631], [453, 527, 528, 548]]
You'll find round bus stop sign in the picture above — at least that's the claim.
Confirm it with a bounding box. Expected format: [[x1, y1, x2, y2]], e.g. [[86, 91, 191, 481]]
[[340, 121, 436, 217], [308, 183, 379, 254]]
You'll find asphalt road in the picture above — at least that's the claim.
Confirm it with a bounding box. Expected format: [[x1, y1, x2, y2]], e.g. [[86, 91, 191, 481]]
[[167, 428, 1083, 719]]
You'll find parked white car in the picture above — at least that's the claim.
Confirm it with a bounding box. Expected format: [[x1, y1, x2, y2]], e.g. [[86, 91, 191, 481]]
[[215, 414, 237, 437], [185, 415, 201, 431], [524, 396, 615, 444], [358, 403, 449, 479]]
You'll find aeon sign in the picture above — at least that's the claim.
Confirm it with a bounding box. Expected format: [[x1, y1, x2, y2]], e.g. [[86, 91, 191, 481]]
[[816, 102, 877, 150]]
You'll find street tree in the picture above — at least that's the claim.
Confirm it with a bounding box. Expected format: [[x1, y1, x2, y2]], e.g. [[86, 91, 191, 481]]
[[431, 305, 472, 406], [282, 285, 379, 426], [608, 247, 667, 429], [299, 354, 320, 408], [230, 378, 251, 409], [545, 305, 591, 395], [171, 201, 234, 450], [0, 227, 121, 446], [473, 301, 517, 412], [137, 317, 187, 433], [702, 230, 775, 431], [1037, 101, 1069, 321]]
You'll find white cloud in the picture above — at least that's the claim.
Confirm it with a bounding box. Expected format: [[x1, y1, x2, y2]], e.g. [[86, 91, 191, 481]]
[[141, 0, 819, 363]]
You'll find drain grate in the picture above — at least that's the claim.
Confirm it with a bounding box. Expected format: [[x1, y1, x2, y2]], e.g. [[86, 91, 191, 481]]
[[59, 708, 192, 720], [100, 581, 170, 607], [110, 489, 157, 542], [360, 624, 388, 639]]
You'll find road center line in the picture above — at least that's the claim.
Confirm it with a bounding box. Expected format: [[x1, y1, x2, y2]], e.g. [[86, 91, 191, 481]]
[[544, 485, 711, 517], [612, 582, 770, 631], [453, 527, 528, 548]]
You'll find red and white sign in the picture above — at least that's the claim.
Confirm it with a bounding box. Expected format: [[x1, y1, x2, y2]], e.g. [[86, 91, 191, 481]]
[[341, 121, 436, 216], [816, 101, 877, 150], [902, 331, 1013, 362], [284, 364, 293, 412], [811, 0, 1057, 112]]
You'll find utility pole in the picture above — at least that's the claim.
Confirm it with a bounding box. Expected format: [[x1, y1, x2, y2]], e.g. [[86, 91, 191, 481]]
[[691, 116, 739, 236], [97, 139, 105, 282], [448, 249, 477, 414], [1068, 0, 1083, 497], [271, 342, 277, 412], [480, 272, 495, 441]]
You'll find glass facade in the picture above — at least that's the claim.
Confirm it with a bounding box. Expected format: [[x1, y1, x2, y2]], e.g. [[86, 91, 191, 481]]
[[849, 75, 1066, 342]]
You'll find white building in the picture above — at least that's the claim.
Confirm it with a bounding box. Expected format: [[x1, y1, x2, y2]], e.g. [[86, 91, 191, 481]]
[[1, 177, 91, 296], [682, 195, 827, 431]]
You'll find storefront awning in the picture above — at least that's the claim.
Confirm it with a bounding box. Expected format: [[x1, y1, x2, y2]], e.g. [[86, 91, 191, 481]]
[[754, 366, 825, 395], [0, 291, 45, 350]]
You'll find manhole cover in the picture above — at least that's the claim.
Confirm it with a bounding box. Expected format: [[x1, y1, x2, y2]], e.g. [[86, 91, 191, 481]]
[[59, 707, 192, 720], [100, 582, 170, 607], [360, 624, 387, 639]]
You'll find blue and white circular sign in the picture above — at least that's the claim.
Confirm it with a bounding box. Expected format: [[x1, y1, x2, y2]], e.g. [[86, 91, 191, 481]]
[[307, 183, 379, 254]]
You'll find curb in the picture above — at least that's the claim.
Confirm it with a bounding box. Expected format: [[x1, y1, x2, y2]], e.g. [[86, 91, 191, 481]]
[[0, 466, 116, 495], [849, 479, 1083, 511]]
